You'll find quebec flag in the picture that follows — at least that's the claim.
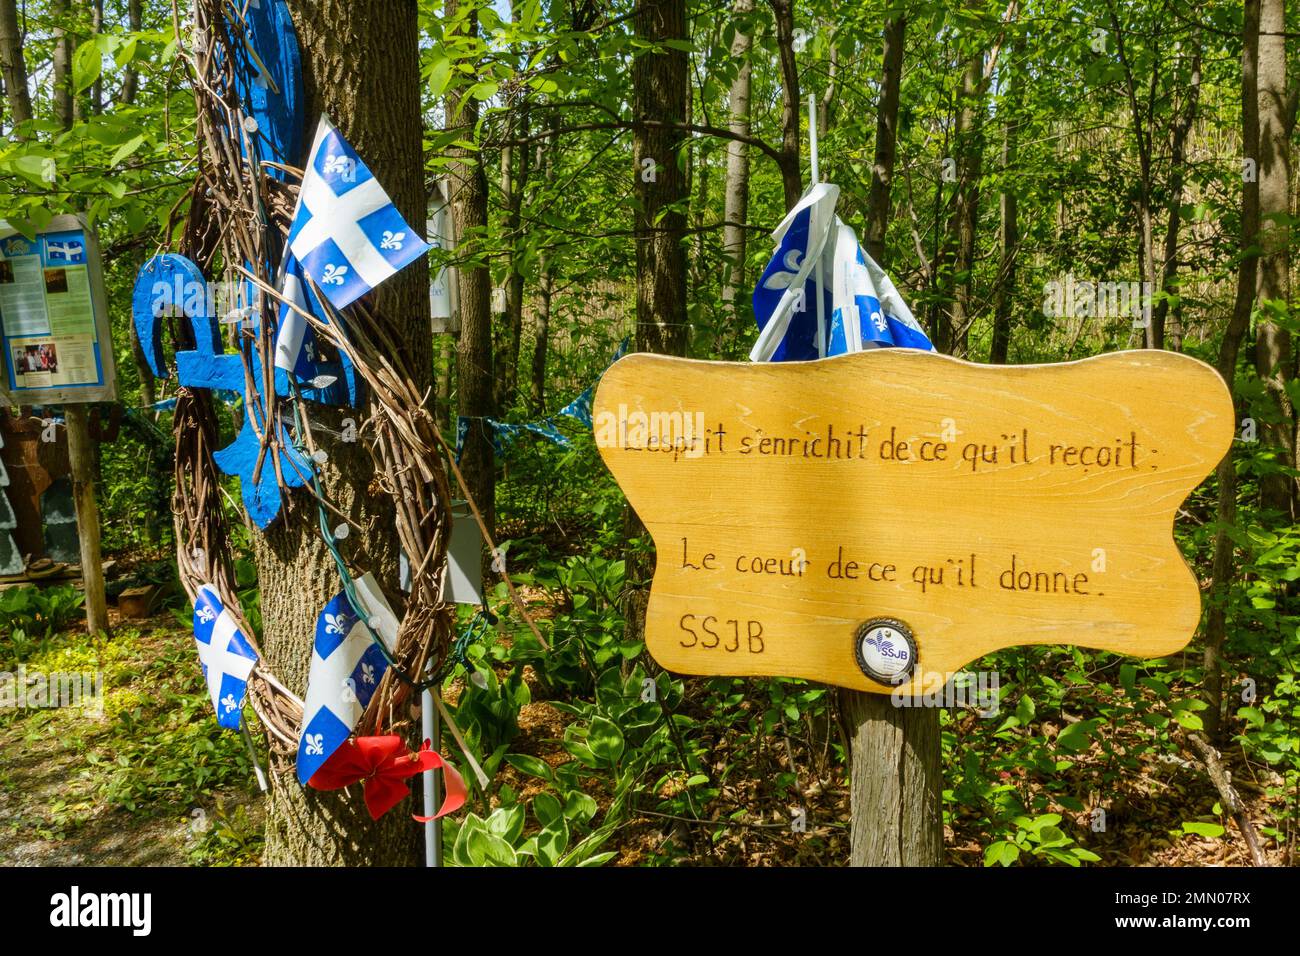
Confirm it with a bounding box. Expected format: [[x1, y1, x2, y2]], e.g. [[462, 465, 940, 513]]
[[286, 115, 431, 310], [193, 585, 259, 731], [751, 182, 933, 361], [296, 584, 396, 784], [751, 183, 839, 362], [273, 253, 325, 374], [826, 221, 934, 353]]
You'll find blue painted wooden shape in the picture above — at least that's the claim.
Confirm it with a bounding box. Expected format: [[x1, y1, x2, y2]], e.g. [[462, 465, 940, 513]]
[[155, 264, 312, 529], [232, 0, 304, 175], [131, 254, 210, 380], [213, 392, 311, 530]]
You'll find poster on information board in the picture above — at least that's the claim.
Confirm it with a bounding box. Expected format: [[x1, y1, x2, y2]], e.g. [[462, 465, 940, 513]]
[[0, 213, 116, 405]]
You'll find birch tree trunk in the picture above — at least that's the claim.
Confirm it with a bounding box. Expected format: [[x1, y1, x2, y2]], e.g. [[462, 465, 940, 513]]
[[0, 0, 32, 134], [1254, 0, 1295, 519], [721, 0, 754, 321]]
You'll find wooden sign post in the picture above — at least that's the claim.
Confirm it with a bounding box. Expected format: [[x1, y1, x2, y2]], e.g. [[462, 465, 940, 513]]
[[0, 215, 115, 634], [594, 349, 1233, 862]]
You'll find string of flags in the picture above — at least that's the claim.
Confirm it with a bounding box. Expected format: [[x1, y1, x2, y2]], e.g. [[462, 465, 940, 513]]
[[455, 338, 627, 460]]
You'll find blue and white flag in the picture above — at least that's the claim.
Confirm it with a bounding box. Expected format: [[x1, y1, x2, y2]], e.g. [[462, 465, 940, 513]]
[[273, 253, 323, 374], [557, 386, 594, 428], [827, 221, 934, 354], [46, 238, 86, 265], [751, 183, 840, 362], [286, 115, 431, 310], [295, 575, 398, 784], [751, 182, 932, 361], [193, 585, 258, 731]]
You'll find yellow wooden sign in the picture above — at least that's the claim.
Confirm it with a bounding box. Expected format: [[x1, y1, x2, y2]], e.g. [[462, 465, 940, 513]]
[[593, 349, 1233, 694]]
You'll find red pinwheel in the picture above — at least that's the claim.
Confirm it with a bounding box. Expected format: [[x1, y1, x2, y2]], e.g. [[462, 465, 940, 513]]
[[308, 735, 467, 821]]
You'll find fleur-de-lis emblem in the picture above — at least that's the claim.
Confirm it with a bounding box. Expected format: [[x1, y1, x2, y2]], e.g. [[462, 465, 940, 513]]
[[305, 733, 324, 756], [762, 249, 804, 291], [197, 607, 216, 624], [872, 310, 887, 332], [380, 230, 405, 251], [321, 263, 349, 286], [360, 662, 376, 685], [340, 678, 357, 704], [323, 154, 356, 182], [324, 612, 352, 637], [221, 693, 238, 713]]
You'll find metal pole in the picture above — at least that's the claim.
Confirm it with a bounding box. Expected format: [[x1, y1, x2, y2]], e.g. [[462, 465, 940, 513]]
[[421, 685, 443, 867], [808, 92, 826, 357]]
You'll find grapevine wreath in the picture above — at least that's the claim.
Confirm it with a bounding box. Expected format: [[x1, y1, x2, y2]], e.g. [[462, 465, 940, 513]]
[[146, 0, 545, 800]]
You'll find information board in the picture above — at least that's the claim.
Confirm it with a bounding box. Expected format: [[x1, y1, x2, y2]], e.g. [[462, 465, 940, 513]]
[[594, 349, 1233, 694], [0, 214, 116, 404]]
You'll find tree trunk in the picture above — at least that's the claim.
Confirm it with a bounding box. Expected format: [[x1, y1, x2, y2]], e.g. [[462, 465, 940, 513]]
[[841, 691, 944, 865], [864, 13, 905, 264], [1254, 0, 1294, 519], [447, 0, 496, 538], [632, 0, 689, 356], [939, 48, 984, 358], [495, 5, 529, 415], [90, 0, 104, 115], [0, 0, 32, 134], [768, 0, 802, 210], [990, 38, 1022, 365], [1204, 0, 1261, 743], [530, 128, 555, 413], [259, 0, 429, 867], [50, 0, 73, 130], [1107, 6, 1160, 348], [119, 0, 142, 106], [818, 29, 837, 137], [720, 0, 754, 322], [625, 0, 691, 644], [1152, 41, 1203, 353]]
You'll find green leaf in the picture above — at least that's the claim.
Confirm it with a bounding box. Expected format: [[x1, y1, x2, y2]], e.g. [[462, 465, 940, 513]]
[[429, 56, 452, 96], [983, 841, 1020, 867], [1181, 821, 1226, 838], [110, 134, 146, 167], [72, 40, 104, 94], [532, 791, 563, 828], [535, 817, 570, 866], [504, 752, 554, 782], [587, 716, 624, 766], [1055, 719, 1099, 752]]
